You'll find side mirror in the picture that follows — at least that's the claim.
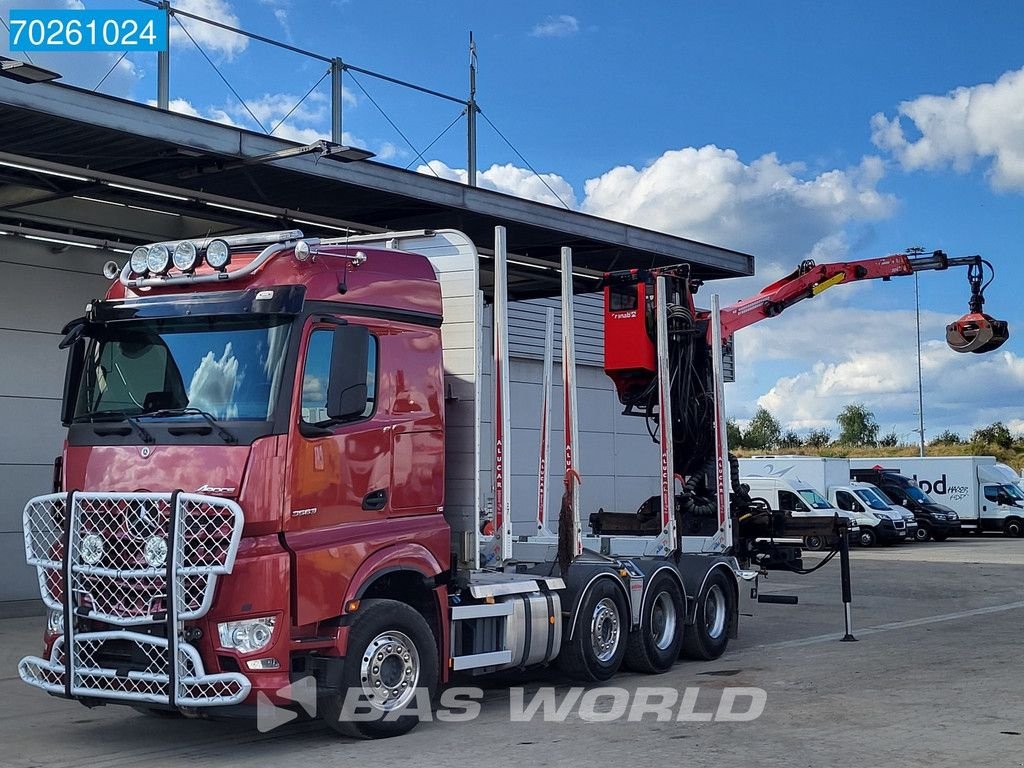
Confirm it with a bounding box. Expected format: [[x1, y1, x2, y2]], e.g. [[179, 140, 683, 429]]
[[327, 324, 369, 421], [853, 502, 864, 513]]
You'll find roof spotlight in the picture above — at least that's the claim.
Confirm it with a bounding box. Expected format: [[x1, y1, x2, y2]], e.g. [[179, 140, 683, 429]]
[[172, 241, 199, 272], [130, 246, 150, 275], [205, 239, 231, 271], [147, 244, 172, 275]]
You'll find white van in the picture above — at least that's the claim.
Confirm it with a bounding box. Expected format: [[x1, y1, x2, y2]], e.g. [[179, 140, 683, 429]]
[[741, 475, 859, 551]]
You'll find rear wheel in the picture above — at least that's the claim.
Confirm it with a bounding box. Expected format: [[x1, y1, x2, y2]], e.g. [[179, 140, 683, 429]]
[[1004, 517, 1023, 538], [320, 599, 438, 739], [681, 568, 734, 661], [625, 571, 685, 674], [858, 528, 877, 548], [558, 578, 629, 682]]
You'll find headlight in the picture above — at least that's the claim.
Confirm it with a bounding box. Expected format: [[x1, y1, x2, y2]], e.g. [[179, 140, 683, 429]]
[[172, 241, 199, 272], [147, 243, 172, 275], [129, 246, 150, 275], [47, 609, 64, 636], [218, 616, 276, 654], [949, 512, 959, 520], [205, 239, 231, 270], [144, 536, 168, 568], [80, 533, 105, 565]]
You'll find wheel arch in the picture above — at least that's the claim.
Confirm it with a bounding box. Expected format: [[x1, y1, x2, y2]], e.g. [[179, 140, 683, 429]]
[[565, 569, 631, 641]]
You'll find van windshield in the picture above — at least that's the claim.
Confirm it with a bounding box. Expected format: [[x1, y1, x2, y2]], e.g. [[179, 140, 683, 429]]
[[904, 483, 933, 504], [797, 489, 833, 510], [1002, 484, 1024, 501], [854, 488, 891, 511], [73, 316, 291, 422]]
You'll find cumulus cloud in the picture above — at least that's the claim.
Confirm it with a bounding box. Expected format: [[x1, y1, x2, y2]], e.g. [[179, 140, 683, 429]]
[[170, 0, 248, 60], [419, 160, 578, 208], [871, 66, 1024, 191], [530, 15, 580, 38], [187, 343, 240, 419], [581, 146, 895, 258]]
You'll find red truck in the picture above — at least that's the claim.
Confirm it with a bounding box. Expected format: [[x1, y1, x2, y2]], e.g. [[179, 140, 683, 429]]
[[19, 227, 1005, 737]]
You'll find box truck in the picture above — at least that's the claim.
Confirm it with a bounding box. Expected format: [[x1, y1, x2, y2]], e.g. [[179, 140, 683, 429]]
[[850, 457, 1024, 537]]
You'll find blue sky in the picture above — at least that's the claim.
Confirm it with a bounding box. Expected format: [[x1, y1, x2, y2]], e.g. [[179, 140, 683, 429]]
[[4, 1, 1024, 442]]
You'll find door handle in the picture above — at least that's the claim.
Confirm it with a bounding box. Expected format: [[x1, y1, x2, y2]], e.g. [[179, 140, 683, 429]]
[[362, 489, 388, 512]]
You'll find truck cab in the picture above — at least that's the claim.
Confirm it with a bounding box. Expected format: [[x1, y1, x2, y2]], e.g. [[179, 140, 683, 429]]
[[741, 475, 858, 551], [850, 469, 960, 542]]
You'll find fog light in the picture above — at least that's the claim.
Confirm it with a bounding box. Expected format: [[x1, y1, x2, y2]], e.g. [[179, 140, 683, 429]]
[[172, 241, 199, 272], [147, 244, 171, 275], [144, 536, 168, 568], [47, 609, 64, 636], [246, 657, 281, 670], [80, 534, 105, 565], [205, 239, 231, 270], [130, 246, 150, 275], [218, 616, 276, 654]]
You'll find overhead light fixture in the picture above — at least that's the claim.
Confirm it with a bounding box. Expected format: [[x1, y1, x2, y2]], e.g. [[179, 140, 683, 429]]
[[0, 56, 60, 84], [205, 201, 278, 219], [73, 195, 181, 218], [289, 217, 354, 233], [24, 234, 99, 249], [105, 182, 190, 201], [0, 160, 89, 182], [246, 139, 375, 165]]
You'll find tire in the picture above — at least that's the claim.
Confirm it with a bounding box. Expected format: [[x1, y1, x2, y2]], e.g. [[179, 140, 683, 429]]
[[914, 524, 932, 542], [1004, 517, 1024, 538], [803, 535, 828, 551], [558, 578, 629, 682], [858, 528, 877, 548], [320, 599, 438, 739], [932, 533, 949, 542], [624, 571, 685, 674], [681, 568, 734, 661]]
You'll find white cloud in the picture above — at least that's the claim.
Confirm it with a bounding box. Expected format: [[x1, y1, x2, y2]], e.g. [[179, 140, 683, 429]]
[[871, 66, 1024, 191], [170, 0, 248, 60], [187, 343, 240, 419], [530, 15, 580, 38], [418, 160, 578, 208], [581, 146, 896, 258]]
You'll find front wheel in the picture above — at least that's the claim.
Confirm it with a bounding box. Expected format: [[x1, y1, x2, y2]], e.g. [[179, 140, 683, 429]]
[[320, 599, 438, 739], [914, 524, 932, 542], [858, 528, 877, 548], [625, 571, 685, 674], [681, 568, 735, 661], [558, 578, 629, 682], [803, 535, 828, 551], [1004, 517, 1023, 538]]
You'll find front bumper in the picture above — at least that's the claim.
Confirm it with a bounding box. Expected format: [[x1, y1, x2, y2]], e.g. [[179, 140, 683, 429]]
[[20, 630, 250, 707], [927, 518, 962, 535], [20, 490, 248, 708]]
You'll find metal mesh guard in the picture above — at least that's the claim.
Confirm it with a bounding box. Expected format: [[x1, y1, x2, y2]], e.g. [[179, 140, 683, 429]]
[[19, 631, 250, 707], [23, 492, 244, 623]]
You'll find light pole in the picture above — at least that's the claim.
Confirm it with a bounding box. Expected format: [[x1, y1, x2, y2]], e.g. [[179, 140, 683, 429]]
[[915, 271, 925, 456]]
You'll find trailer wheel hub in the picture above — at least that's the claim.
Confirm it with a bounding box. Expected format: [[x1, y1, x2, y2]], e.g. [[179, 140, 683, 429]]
[[360, 631, 419, 711], [590, 597, 621, 662]]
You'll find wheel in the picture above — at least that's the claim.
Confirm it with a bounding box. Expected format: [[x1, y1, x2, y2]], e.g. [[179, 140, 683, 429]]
[[1004, 517, 1024, 538], [802, 535, 827, 551], [625, 571, 685, 674], [914, 524, 932, 542], [558, 578, 629, 682], [320, 599, 438, 739], [681, 568, 735, 661], [858, 528, 877, 548], [932, 533, 949, 542]]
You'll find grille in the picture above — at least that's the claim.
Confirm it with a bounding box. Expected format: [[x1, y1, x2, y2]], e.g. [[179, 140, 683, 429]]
[[19, 631, 250, 707], [24, 492, 243, 624]]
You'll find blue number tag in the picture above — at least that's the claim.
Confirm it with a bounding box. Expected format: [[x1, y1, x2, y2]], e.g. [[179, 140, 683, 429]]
[[8, 9, 167, 52]]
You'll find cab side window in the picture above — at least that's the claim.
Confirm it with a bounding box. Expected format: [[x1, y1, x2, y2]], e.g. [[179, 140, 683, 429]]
[[984, 486, 1000, 503], [778, 490, 803, 512], [300, 329, 377, 424], [835, 491, 856, 512]]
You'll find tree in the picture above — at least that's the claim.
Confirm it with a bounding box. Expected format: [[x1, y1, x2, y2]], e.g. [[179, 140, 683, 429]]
[[878, 430, 900, 447], [745, 407, 782, 451], [971, 421, 1014, 449], [726, 419, 745, 449], [779, 430, 802, 449], [806, 428, 831, 448], [930, 429, 962, 445], [836, 403, 879, 446]]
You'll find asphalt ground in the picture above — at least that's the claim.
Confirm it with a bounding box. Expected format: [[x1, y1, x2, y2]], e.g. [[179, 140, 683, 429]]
[[1, 536, 1023, 768]]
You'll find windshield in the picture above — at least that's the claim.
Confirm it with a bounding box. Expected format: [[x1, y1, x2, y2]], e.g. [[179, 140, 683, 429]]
[[73, 316, 291, 422], [797, 489, 833, 510], [1002, 483, 1024, 501], [904, 483, 933, 504], [854, 488, 891, 511]]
